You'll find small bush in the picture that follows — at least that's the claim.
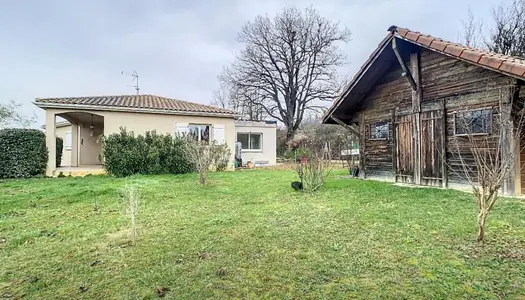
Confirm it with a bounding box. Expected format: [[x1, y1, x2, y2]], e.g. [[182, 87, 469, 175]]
[[101, 128, 194, 177], [284, 148, 309, 162], [185, 140, 232, 184], [56, 137, 63, 167], [213, 144, 231, 172], [289, 133, 332, 192], [0, 129, 48, 178]]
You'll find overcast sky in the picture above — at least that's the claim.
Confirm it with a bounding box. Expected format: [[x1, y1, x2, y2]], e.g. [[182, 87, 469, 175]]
[[0, 0, 501, 126]]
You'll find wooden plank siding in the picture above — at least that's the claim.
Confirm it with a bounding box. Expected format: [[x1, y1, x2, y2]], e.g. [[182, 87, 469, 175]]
[[420, 109, 443, 186], [354, 47, 516, 192], [360, 61, 412, 178], [395, 114, 414, 183]]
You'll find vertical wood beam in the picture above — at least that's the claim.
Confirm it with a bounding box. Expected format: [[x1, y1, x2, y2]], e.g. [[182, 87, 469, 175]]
[[392, 109, 397, 182], [514, 137, 521, 195], [501, 100, 514, 195], [502, 83, 519, 195], [411, 52, 422, 185], [359, 113, 366, 179], [440, 99, 448, 188]]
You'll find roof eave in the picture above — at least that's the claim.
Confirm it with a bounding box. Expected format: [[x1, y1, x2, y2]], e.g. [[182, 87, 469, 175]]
[[393, 31, 525, 81], [322, 34, 394, 124], [33, 102, 240, 118]]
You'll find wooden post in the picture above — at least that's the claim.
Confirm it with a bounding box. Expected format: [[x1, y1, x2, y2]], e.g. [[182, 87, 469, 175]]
[[410, 52, 422, 185], [440, 99, 448, 188], [359, 113, 366, 179], [501, 85, 516, 195], [392, 109, 397, 182], [514, 137, 521, 195]]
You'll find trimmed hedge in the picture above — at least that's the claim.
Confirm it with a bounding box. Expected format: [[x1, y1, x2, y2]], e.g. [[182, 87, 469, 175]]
[[101, 128, 194, 177], [56, 137, 63, 167], [0, 129, 48, 178]]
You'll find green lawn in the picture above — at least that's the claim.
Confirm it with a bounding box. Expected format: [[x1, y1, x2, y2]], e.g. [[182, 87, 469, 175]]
[[0, 170, 524, 299]]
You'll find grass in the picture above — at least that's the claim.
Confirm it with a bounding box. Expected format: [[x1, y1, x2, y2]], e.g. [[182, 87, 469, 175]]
[[0, 170, 524, 299]]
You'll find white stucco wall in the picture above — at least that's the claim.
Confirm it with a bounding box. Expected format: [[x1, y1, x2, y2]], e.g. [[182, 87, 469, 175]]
[[55, 124, 72, 166], [44, 108, 237, 173], [235, 121, 277, 165]]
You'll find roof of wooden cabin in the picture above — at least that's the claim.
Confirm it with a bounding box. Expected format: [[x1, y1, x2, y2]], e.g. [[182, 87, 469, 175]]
[[323, 25, 525, 124]]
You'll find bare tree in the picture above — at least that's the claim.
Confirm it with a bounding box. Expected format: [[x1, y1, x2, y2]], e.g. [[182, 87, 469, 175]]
[[460, 7, 484, 48], [0, 100, 35, 129], [448, 85, 524, 243], [210, 88, 229, 109], [185, 140, 231, 185], [487, 0, 525, 57], [460, 0, 525, 58], [220, 7, 351, 139], [211, 83, 267, 121]]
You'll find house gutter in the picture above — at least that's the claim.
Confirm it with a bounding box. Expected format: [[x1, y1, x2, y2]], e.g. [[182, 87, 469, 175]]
[[33, 102, 241, 119]]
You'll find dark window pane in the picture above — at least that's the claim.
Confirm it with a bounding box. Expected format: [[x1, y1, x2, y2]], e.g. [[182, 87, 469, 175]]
[[250, 134, 261, 149], [370, 122, 388, 139], [201, 126, 210, 143], [455, 109, 491, 135], [189, 125, 200, 141], [237, 133, 249, 149], [189, 124, 211, 142]]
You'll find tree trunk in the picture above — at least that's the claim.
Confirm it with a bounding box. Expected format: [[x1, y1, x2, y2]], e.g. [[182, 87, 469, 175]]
[[286, 126, 295, 141], [477, 211, 487, 243], [199, 172, 207, 185]]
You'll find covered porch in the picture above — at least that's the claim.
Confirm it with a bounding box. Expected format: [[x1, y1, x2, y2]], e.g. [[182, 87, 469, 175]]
[[45, 111, 105, 176]]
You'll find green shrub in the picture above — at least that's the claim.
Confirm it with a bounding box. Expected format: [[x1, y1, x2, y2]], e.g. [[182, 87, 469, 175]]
[[0, 129, 48, 178], [213, 143, 231, 172], [101, 128, 194, 177], [56, 137, 63, 167]]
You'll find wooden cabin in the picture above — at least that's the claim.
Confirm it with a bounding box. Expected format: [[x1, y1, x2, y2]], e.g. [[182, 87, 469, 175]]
[[323, 26, 525, 195]]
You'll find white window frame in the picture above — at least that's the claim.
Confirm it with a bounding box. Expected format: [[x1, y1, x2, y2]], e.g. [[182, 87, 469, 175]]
[[237, 132, 262, 151], [189, 124, 211, 143]]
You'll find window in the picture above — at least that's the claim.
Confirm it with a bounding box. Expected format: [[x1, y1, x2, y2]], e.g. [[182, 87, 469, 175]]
[[370, 121, 388, 140], [455, 109, 491, 135], [189, 124, 210, 143], [65, 131, 72, 150], [237, 133, 262, 150]]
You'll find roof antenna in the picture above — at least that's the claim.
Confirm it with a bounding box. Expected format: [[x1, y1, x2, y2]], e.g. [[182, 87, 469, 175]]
[[121, 70, 140, 95]]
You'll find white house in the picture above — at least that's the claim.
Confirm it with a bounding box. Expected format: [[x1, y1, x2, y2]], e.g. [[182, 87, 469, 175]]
[[45, 114, 277, 169], [235, 120, 277, 166]]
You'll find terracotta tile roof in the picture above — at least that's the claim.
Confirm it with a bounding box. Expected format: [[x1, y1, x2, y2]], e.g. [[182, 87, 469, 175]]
[[35, 94, 236, 116], [393, 26, 525, 78]]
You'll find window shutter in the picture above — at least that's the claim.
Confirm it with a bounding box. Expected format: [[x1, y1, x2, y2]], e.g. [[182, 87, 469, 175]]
[[213, 124, 225, 144], [176, 123, 189, 136]]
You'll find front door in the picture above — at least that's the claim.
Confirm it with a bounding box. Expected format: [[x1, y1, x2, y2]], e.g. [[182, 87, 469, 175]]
[[395, 114, 414, 182], [420, 109, 444, 185]]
